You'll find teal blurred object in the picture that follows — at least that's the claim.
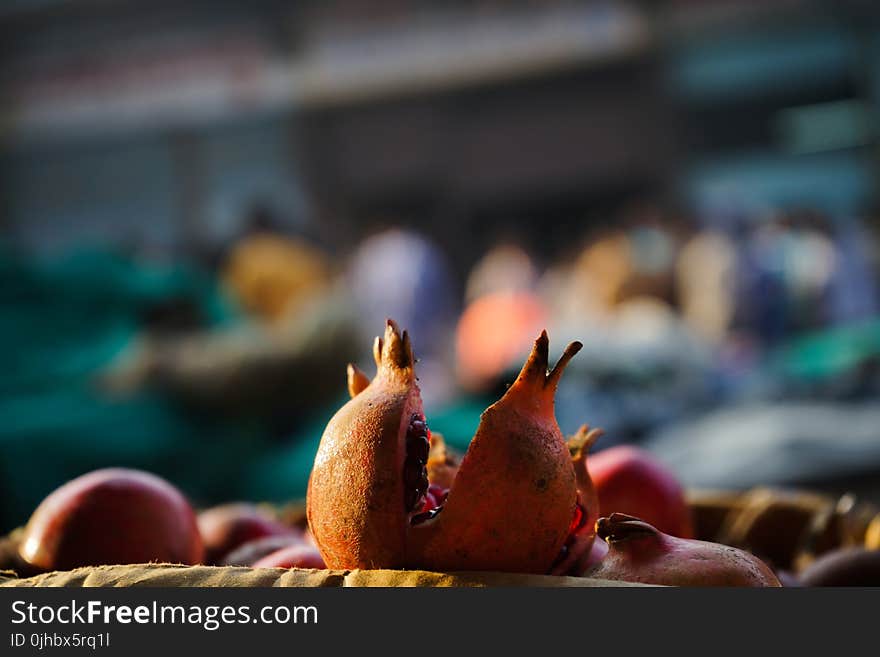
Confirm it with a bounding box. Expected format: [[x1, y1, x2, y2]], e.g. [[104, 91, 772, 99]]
[[0, 245, 236, 395], [0, 244, 262, 532], [671, 26, 854, 102], [426, 396, 494, 452], [767, 317, 880, 383]]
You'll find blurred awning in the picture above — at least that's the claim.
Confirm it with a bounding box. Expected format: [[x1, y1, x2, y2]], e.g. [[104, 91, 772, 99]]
[[2, 3, 650, 143]]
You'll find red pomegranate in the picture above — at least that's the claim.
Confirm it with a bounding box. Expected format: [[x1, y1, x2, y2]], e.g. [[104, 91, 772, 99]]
[[588, 445, 694, 538], [19, 468, 203, 571], [219, 535, 305, 567], [253, 544, 326, 570], [197, 503, 299, 565], [585, 513, 781, 587], [307, 320, 590, 574]]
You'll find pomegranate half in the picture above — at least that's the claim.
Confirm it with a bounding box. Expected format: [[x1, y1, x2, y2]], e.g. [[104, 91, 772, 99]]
[[307, 320, 592, 574]]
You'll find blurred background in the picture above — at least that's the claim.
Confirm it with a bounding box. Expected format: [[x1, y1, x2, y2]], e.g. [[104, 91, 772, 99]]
[[3, 0, 880, 532]]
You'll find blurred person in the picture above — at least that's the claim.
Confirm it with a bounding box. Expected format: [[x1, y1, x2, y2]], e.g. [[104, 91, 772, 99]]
[[539, 256, 607, 335], [568, 204, 681, 318], [675, 230, 738, 345], [825, 215, 878, 327], [736, 214, 790, 347], [222, 204, 332, 325], [783, 210, 837, 333], [346, 227, 457, 352], [346, 227, 458, 405], [572, 229, 633, 313], [464, 242, 539, 303], [455, 290, 548, 393], [619, 203, 680, 306]]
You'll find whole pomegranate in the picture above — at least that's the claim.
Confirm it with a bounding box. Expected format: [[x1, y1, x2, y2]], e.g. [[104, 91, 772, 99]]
[[219, 535, 305, 567], [19, 468, 203, 571], [588, 445, 694, 538], [198, 503, 298, 565], [585, 513, 781, 587], [799, 548, 880, 586], [253, 544, 326, 570], [307, 320, 594, 574]]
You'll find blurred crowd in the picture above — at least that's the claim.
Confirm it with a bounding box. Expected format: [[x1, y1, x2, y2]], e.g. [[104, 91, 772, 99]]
[[207, 202, 880, 404], [3, 200, 880, 530]]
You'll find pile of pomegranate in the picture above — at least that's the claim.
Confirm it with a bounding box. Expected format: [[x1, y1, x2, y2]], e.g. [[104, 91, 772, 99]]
[[304, 319, 782, 585], [15, 470, 324, 574], [14, 319, 879, 586]]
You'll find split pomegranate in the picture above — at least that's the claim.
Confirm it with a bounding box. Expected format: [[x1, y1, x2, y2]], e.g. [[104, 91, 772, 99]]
[[197, 503, 299, 565], [19, 468, 203, 571], [584, 513, 781, 587], [549, 425, 602, 576], [588, 445, 694, 538], [307, 320, 585, 573]]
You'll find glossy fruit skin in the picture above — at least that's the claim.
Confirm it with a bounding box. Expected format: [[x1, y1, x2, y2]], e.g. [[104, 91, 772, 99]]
[[219, 535, 304, 567], [588, 446, 694, 538], [799, 548, 880, 586], [413, 331, 582, 574], [585, 514, 781, 587], [19, 468, 203, 571], [584, 535, 609, 568], [253, 544, 326, 569], [307, 320, 583, 574], [198, 503, 298, 565]]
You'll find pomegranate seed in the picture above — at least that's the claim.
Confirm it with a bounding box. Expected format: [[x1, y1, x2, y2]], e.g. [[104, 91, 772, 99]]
[[407, 435, 430, 462], [428, 484, 448, 502], [404, 460, 423, 487], [567, 504, 585, 536], [422, 492, 438, 512], [406, 489, 424, 512]]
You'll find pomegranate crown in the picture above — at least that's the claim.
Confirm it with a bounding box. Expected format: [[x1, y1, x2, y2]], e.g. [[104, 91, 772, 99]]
[[373, 319, 415, 370], [346, 320, 415, 396], [503, 331, 582, 407], [596, 513, 660, 543], [520, 331, 581, 386], [568, 424, 603, 461]]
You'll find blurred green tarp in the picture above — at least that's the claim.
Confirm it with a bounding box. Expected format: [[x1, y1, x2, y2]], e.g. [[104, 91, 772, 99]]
[[0, 245, 266, 531]]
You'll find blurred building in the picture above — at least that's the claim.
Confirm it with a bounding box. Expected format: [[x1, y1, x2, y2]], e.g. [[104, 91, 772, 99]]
[[2, 0, 880, 269]]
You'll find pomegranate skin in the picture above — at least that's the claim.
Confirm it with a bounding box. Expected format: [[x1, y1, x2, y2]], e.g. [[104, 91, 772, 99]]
[[583, 535, 609, 568], [409, 332, 582, 574], [307, 321, 585, 574], [585, 514, 781, 587], [220, 535, 304, 567], [198, 503, 299, 565], [307, 321, 424, 569], [19, 468, 203, 571], [253, 544, 326, 569], [588, 446, 694, 538], [799, 548, 880, 587], [549, 425, 602, 576]]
